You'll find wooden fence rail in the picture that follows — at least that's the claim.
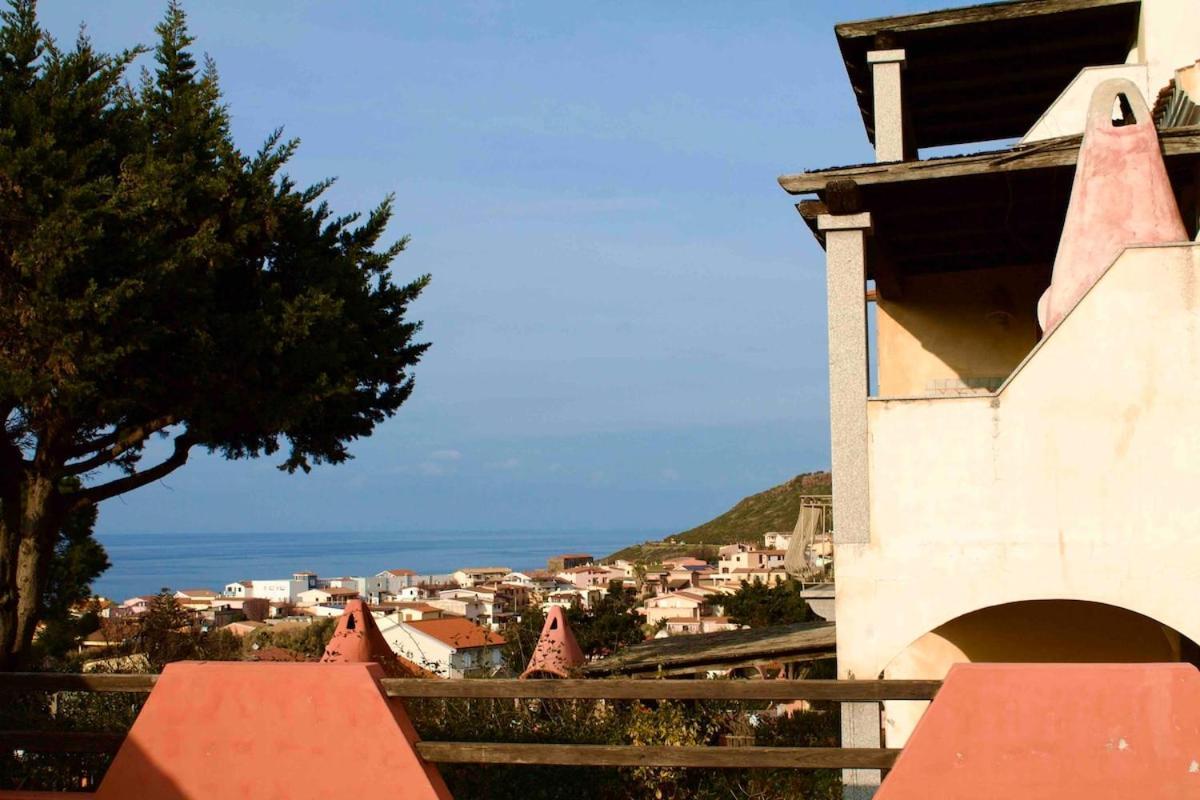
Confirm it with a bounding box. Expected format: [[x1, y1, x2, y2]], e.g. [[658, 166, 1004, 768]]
[[0, 675, 936, 769], [381, 678, 940, 701], [0, 673, 157, 693], [0, 673, 940, 701], [414, 743, 901, 769]]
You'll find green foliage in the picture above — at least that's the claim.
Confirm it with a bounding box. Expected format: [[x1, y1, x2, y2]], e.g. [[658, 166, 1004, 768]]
[[503, 584, 645, 671], [0, 0, 429, 665], [245, 616, 335, 658], [722, 578, 815, 629], [501, 605, 545, 671], [569, 582, 645, 659], [123, 590, 241, 670], [407, 692, 843, 800], [607, 472, 831, 562]]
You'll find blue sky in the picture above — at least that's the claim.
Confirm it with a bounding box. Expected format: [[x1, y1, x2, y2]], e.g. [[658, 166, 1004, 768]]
[[39, 0, 932, 535]]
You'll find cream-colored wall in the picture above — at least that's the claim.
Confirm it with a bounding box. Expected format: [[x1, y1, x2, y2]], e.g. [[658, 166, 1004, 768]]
[[875, 265, 1045, 397], [1022, 64, 1150, 143], [1021, 0, 1199, 143], [838, 242, 1200, 698], [1128, 0, 1200, 95]]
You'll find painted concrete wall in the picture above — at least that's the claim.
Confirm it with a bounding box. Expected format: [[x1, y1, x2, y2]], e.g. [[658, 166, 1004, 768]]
[[93, 662, 452, 799], [1128, 0, 1200, 96], [837, 244, 1200, 737], [1022, 64, 1150, 144], [875, 265, 1045, 398]]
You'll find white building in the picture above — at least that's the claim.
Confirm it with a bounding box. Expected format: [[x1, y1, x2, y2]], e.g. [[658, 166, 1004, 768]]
[[453, 567, 511, 588], [222, 577, 310, 602], [641, 588, 724, 629], [387, 586, 430, 602], [378, 568, 418, 594], [763, 532, 793, 550], [427, 596, 483, 623], [222, 581, 251, 598], [377, 617, 506, 678], [324, 575, 389, 603], [296, 587, 359, 607]]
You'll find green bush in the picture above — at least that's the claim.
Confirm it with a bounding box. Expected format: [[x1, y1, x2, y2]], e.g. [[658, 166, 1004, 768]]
[[407, 687, 842, 800]]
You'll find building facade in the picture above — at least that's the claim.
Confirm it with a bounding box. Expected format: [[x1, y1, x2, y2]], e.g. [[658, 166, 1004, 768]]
[[779, 1, 1200, 796]]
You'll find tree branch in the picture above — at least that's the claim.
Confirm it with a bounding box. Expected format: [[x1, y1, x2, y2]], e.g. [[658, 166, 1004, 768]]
[[73, 430, 196, 508], [62, 415, 177, 471]]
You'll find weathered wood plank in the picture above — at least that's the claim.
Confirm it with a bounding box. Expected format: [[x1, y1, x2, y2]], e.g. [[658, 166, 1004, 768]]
[[0, 673, 157, 693], [415, 742, 900, 769], [384, 678, 940, 701], [778, 127, 1200, 195], [834, 0, 1138, 40], [639, 652, 835, 679], [0, 730, 125, 753], [585, 620, 837, 675]]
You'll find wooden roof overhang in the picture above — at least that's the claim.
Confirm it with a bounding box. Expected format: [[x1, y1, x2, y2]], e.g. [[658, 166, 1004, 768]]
[[837, 0, 1143, 150], [583, 620, 836, 677], [777, 126, 1200, 289]]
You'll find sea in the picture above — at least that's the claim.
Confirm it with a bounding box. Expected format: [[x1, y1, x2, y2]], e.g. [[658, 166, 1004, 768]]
[[91, 529, 646, 601]]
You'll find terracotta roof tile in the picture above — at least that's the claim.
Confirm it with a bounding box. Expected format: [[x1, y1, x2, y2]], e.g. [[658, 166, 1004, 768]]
[[406, 617, 505, 649]]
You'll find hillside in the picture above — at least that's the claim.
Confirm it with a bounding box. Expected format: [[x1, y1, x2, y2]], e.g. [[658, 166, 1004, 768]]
[[606, 471, 832, 563]]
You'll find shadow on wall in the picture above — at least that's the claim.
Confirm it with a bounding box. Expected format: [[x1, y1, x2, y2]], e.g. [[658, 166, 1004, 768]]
[[91, 737, 187, 800], [873, 263, 1051, 398]]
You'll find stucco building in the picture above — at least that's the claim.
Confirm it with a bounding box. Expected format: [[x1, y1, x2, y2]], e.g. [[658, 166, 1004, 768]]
[[778, 1, 1200, 796], [378, 616, 506, 678]]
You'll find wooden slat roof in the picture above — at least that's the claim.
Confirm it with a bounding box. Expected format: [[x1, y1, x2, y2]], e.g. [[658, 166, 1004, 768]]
[[583, 621, 836, 677], [836, 0, 1142, 149]]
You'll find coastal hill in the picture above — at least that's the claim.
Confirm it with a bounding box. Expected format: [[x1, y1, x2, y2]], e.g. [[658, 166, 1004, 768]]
[[607, 471, 831, 563]]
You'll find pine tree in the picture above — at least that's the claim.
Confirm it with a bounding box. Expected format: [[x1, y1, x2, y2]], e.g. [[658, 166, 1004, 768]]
[[0, 1, 429, 668]]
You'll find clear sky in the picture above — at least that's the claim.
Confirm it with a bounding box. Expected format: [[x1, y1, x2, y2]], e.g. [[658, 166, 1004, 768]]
[[39, 0, 934, 535]]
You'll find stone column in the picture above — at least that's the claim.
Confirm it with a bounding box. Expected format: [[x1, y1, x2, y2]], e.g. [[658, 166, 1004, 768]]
[[820, 212, 871, 548], [868, 49, 907, 163], [819, 211, 879, 799]]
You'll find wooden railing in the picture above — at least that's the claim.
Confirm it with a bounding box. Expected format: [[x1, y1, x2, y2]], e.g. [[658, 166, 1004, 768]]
[[0, 674, 941, 771]]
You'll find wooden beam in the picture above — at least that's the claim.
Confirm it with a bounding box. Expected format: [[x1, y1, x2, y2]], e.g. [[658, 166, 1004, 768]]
[[825, 180, 863, 215], [0, 730, 125, 753], [796, 200, 827, 220], [0, 673, 157, 693], [635, 651, 837, 678], [383, 678, 941, 701], [416, 742, 901, 769], [777, 126, 1200, 195], [834, 0, 1139, 40]]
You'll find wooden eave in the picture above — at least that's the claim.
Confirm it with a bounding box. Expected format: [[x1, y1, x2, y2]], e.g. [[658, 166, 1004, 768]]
[[583, 620, 836, 677], [779, 126, 1200, 194], [836, 0, 1142, 149], [780, 126, 1200, 279]]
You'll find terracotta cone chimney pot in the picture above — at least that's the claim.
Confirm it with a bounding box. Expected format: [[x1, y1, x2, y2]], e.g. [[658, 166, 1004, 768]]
[[321, 598, 409, 678], [520, 606, 585, 679]]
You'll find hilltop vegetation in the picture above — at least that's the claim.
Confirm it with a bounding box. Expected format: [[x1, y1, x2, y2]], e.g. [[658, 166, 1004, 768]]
[[607, 471, 831, 563]]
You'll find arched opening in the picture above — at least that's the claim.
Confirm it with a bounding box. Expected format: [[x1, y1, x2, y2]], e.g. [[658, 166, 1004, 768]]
[[881, 599, 1195, 746]]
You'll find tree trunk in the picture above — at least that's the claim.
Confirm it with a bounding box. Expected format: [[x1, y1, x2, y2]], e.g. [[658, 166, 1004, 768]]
[[0, 476, 62, 670]]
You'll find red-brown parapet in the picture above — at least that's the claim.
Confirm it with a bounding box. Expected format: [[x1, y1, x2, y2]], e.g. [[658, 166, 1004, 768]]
[[94, 661, 452, 799], [876, 662, 1200, 799]]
